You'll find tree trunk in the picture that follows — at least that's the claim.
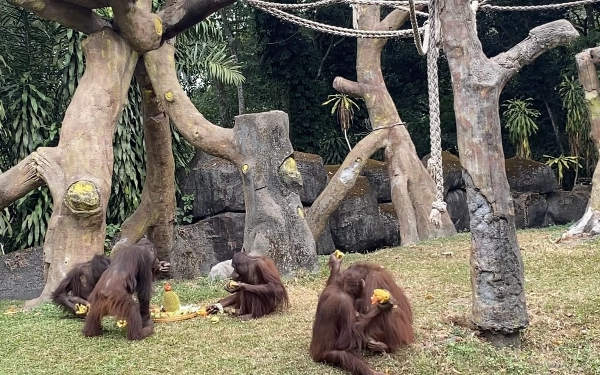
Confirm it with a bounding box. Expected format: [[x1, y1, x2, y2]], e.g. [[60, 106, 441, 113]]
[[236, 111, 318, 274], [24, 29, 137, 309], [439, 0, 579, 346], [114, 62, 176, 262], [145, 43, 318, 274], [561, 47, 600, 239], [329, 5, 455, 246]]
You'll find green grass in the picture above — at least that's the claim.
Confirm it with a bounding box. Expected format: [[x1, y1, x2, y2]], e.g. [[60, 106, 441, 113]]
[[1, 225, 600, 375]]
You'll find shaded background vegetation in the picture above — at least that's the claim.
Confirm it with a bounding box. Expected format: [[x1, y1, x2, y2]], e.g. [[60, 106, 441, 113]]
[[1, 0, 599, 253]]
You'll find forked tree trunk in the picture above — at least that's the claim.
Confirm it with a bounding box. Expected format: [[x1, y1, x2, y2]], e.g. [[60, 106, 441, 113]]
[[23, 29, 136, 308], [561, 47, 600, 240], [1, 0, 238, 308], [114, 62, 176, 261], [439, 0, 579, 346], [326, 5, 455, 245]]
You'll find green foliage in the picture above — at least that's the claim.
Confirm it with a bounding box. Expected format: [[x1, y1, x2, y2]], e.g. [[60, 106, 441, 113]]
[[543, 154, 581, 186], [559, 75, 597, 181], [322, 93, 361, 151], [502, 98, 539, 159], [104, 223, 121, 253], [176, 194, 194, 225], [176, 20, 245, 91]]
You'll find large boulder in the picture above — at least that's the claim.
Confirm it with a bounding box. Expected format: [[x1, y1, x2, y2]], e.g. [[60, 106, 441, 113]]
[[545, 187, 590, 225], [178, 152, 245, 219], [445, 189, 470, 232], [360, 159, 391, 203], [294, 151, 329, 205], [505, 157, 557, 194], [378, 203, 401, 247], [170, 212, 245, 279], [0, 247, 44, 301], [512, 193, 548, 228], [328, 168, 387, 253], [305, 206, 336, 255]]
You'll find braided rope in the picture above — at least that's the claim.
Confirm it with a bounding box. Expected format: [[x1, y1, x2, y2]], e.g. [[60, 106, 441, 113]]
[[249, 1, 425, 38], [414, 0, 446, 228], [247, 0, 429, 15], [480, 0, 600, 11]]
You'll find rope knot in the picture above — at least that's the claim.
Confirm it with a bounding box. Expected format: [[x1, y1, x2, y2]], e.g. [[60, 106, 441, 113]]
[[429, 201, 447, 228]]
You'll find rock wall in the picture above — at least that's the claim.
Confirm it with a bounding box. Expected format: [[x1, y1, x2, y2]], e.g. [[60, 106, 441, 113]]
[[174, 151, 589, 279]]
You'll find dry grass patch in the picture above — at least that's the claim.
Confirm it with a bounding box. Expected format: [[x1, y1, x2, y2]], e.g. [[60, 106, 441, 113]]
[[1, 225, 599, 375]]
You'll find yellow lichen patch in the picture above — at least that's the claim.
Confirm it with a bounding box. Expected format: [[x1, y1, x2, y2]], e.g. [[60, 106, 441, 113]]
[[153, 16, 163, 36], [164, 91, 174, 102], [242, 164, 249, 174], [282, 157, 297, 171], [65, 180, 100, 212], [297, 206, 304, 218]]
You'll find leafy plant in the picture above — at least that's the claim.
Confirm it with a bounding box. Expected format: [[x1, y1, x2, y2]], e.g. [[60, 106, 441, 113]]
[[322, 93, 361, 151], [104, 223, 121, 252], [502, 98, 539, 159], [543, 154, 582, 186], [176, 194, 195, 225], [559, 75, 597, 182]]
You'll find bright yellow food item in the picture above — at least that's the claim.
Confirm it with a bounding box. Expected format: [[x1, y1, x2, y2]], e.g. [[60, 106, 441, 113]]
[[370, 289, 391, 305], [333, 250, 344, 259], [75, 303, 89, 315], [210, 316, 220, 324], [116, 319, 127, 328], [228, 280, 239, 288], [198, 308, 208, 317]]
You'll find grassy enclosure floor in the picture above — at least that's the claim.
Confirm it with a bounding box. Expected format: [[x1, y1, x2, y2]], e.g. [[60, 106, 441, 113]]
[[1, 226, 599, 375]]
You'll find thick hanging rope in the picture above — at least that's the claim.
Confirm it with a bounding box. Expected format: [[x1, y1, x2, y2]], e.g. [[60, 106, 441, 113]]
[[405, 0, 446, 227]]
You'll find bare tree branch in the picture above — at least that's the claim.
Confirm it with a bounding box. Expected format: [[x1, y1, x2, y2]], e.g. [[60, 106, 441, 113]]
[[0, 155, 44, 210], [306, 129, 388, 239], [9, 0, 110, 35], [333, 76, 362, 97], [159, 0, 237, 40], [144, 43, 241, 164], [493, 20, 579, 84]]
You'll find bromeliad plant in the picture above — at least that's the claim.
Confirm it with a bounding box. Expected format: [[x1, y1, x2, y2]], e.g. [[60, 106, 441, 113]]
[[543, 154, 581, 187], [502, 98, 540, 159], [322, 93, 361, 151]]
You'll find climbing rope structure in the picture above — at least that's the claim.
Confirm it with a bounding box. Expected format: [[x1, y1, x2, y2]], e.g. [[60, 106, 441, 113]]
[[244, 0, 600, 228]]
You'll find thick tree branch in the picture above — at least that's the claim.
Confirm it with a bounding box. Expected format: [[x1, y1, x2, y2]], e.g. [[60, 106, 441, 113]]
[[159, 0, 237, 40], [493, 20, 579, 84], [333, 76, 362, 98], [109, 0, 162, 53], [115, 62, 176, 262], [63, 0, 108, 8], [0, 155, 44, 210], [306, 130, 388, 240], [144, 43, 241, 164], [9, 0, 110, 35]]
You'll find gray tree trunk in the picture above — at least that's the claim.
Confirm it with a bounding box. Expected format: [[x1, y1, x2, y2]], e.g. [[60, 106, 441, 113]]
[[235, 111, 318, 275], [439, 0, 579, 347]]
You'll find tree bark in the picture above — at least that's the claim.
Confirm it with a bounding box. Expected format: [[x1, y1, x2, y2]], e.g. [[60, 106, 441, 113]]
[[114, 62, 176, 262], [22, 28, 138, 309], [307, 130, 388, 240], [439, 0, 579, 346], [158, 0, 237, 40], [8, 0, 110, 35], [236, 111, 318, 275], [561, 47, 600, 240], [330, 5, 455, 246], [145, 43, 318, 274]]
